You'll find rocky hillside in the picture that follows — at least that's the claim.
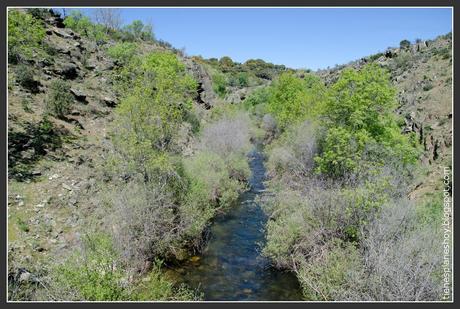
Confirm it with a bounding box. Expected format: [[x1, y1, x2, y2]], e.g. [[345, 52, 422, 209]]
[[317, 34, 452, 199], [7, 9, 284, 291]]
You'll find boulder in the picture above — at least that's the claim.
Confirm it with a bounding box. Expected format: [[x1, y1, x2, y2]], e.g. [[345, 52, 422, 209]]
[[55, 63, 78, 80], [70, 88, 88, 104], [103, 96, 118, 107]]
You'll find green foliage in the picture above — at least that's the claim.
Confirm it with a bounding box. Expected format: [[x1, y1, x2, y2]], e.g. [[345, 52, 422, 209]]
[[16, 218, 30, 233], [52, 233, 198, 301], [243, 86, 272, 110], [8, 10, 46, 63], [267, 72, 326, 129], [53, 233, 127, 301], [15, 65, 39, 93], [64, 10, 108, 43], [297, 240, 363, 301], [107, 42, 138, 65], [243, 58, 287, 80], [122, 20, 154, 41], [212, 72, 228, 98], [46, 80, 74, 119], [219, 56, 235, 72], [315, 64, 418, 177], [111, 51, 197, 179], [237, 72, 249, 87], [133, 262, 200, 300]]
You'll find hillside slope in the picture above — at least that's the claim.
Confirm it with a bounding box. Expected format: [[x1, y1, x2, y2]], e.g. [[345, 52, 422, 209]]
[[317, 34, 452, 199]]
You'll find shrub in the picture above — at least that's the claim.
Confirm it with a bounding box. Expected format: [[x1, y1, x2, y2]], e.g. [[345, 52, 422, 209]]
[[212, 73, 227, 98], [266, 121, 317, 178], [111, 51, 197, 178], [122, 20, 154, 41], [199, 113, 252, 158], [110, 178, 184, 268], [27, 8, 51, 20], [64, 10, 108, 43], [50, 233, 127, 301], [46, 80, 74, 118], [237, 72, 249, 87], [47, 233, 198, 301], [243, 86, 272, 110], [399, 39, 411, 50], [107, 42, 138, 65], [8, 10, 45, 63], [267, 72, 326, 129], [354, 200, 443, 301], [294, 240, 363, 301], [15, 65, 39, 93]]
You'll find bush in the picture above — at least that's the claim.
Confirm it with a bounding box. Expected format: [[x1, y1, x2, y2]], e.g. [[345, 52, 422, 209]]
[[267, 72, 325, 130], [122, 20, 154, 41], [50, 233, 127, 301], [107, 42, 138, 65], [15, 65, 39, 93], [64, 10, 108, 43], [212, 72, 227, 98], [243, 86, 272, 110], [8, 10, 45, 63], [315, 64, 419, 177], [399, 39, 411, 50], [110, 178, 184, 268], [47, 233, 199, 301], [46, 80, 74, 118], [199, 113, 252, 158], [266, 121, 317, 178], [354, 201, 443, 301], [111, 51, 197, 179]]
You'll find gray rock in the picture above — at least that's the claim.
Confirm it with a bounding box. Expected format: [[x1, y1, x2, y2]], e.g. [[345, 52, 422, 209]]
[[103, 96, 118, 107], [62, 183, 72, 191], [70, 88, 88, 104], [19, 272, 31, 282]]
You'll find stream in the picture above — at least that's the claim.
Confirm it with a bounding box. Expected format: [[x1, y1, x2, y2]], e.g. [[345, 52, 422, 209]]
[[173, 148, 303, 301]]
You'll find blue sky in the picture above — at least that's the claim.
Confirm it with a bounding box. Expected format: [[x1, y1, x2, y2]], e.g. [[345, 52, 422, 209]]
[[72, 8, 452, 70]]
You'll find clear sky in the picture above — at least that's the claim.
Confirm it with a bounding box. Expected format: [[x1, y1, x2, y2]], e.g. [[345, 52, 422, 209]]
[[74, 7, 452, 70]]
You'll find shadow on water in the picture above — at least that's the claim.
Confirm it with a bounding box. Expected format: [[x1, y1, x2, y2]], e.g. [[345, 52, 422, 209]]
[[174, 148, 303, 301]]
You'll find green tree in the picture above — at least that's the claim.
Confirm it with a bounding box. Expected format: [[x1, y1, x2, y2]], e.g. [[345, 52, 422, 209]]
[[399, 39, 411, 50], [315, 64, 419, 177], [63, 10, 108, 43], [112, 51, 197, 178], [8, 10, 45, 62], [123, 20, 154, 41], [267, 72, 325, 129]]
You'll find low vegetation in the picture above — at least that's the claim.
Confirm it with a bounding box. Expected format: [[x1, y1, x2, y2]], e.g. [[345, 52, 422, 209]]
[[254, 63, 447, 301]]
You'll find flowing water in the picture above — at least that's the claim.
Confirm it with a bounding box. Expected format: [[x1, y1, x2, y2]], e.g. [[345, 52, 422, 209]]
[[174, 149, 303, 301]]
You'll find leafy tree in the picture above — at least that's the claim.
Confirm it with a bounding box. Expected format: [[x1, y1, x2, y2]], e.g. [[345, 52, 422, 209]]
[[122, 20, 155, 41], [112, 51, 197, 178], [8, 10, 45, 63], [219, 56, 234, 72], [399, 39, 411, 50], [64, 10, 108, 43], [267, 72, 326, 129], [315, 64, 419, 177]]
